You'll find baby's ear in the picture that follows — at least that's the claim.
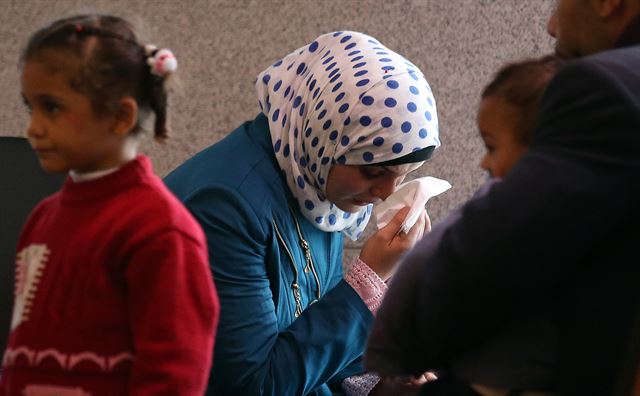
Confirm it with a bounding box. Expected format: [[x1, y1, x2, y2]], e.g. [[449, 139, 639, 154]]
[[113, 97, 138, 136]]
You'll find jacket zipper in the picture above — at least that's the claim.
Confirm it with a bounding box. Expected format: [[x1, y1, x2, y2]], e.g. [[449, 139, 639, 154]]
[[290, 210, 322, 303], [272, 220, 303, 317]]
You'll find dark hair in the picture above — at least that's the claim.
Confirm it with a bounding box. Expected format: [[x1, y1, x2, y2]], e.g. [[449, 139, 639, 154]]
[[482, 55, 563, 144], [22, 14, 171, 141]]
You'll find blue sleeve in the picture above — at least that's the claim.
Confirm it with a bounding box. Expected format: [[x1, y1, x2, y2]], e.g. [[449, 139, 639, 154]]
[[327, 356, 366, 392], [183, 185, 373, 396], [367, 56, 640, 376]]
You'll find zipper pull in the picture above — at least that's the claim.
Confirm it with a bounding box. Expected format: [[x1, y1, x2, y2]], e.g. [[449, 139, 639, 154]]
[[292, 282, 303, 317], [300, 239, 312, 273]]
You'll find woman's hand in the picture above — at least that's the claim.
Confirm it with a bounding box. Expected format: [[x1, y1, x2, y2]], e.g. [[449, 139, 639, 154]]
[[360, 207, 431, 281]]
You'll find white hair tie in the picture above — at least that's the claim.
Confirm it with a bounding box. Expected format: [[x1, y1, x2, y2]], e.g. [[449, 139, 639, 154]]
[[145, 44, 177, 77]]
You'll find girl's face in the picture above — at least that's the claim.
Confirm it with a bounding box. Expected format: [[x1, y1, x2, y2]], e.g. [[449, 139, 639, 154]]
[[325, 162, 422, 212], [21, 57, 125, 174], [477, 96, 528, 178]]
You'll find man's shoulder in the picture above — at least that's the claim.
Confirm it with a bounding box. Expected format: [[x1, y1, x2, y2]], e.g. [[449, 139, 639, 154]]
[[543, 44, 640, 107], [588, 43, 640, 61], [572, 44, 640, 75]]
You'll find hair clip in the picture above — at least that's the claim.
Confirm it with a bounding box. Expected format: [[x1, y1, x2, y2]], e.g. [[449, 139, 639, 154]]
[[75, 24, 84, 33], [145, 44, 177, 77]]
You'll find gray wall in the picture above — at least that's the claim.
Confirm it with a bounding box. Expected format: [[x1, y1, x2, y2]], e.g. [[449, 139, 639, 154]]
[[0, 0, 554, 259]]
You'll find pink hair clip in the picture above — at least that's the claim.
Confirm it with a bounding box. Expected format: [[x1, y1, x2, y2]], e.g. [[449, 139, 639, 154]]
[[145, 44, 177, 77]]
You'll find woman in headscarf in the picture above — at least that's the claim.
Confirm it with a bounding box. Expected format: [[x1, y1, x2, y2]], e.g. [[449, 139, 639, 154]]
[[165, 31, 440, 396]]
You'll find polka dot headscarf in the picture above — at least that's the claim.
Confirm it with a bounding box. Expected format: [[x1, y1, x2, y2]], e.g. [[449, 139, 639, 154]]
[[256, 31, 440, 240]]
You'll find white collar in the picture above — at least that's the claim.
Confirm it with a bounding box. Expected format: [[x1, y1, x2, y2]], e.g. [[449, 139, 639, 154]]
[[70, 166, 120, 183], [69, 142, 138, 183]]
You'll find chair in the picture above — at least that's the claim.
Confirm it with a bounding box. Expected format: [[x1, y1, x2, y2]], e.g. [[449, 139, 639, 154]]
[[0, 137, 64, 352]]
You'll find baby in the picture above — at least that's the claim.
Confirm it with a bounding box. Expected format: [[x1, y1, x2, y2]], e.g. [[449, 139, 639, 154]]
[[455, 54, 565, 396]]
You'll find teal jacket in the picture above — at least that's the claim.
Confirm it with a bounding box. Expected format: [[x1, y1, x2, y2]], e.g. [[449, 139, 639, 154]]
[[165, 114, 373, 395]]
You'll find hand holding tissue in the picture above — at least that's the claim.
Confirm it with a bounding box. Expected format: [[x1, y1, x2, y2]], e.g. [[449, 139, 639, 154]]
[[374, 177, 451, 233]]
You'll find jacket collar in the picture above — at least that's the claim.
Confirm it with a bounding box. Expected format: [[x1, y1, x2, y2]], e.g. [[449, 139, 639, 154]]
[[248, 112, 300, 209]]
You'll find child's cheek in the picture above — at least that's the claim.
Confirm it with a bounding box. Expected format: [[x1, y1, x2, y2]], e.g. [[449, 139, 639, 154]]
[[65, 112, 87, 134]]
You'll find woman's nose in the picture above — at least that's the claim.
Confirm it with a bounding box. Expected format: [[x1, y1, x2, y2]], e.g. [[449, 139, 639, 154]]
[[370, 175, 402, 200]]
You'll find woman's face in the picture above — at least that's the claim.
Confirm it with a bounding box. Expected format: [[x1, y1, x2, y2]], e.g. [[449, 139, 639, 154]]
[[325, 162, 422, 212]]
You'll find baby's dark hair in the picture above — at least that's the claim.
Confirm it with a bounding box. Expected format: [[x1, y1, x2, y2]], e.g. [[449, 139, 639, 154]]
[[22, 14, 171, 141], [482, 55, 563, 144]]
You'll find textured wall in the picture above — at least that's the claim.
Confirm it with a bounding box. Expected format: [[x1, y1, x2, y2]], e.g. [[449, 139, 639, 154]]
[[0, 0, 554, 258]]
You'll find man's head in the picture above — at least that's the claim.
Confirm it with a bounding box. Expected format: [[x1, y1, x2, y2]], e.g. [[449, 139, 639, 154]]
[[548, 0, 640, 58]]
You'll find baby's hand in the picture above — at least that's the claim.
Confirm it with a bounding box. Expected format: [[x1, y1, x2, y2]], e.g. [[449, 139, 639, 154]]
[[369, 372, 438, 396]]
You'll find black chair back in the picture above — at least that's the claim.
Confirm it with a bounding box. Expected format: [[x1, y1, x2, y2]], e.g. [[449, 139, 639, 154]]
[[0, 137, 64, 351]]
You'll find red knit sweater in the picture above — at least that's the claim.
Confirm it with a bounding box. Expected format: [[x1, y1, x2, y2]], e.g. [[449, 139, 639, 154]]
[[0, 156, 219, 395]]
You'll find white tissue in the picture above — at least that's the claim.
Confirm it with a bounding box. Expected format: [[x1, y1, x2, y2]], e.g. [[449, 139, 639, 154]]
[[374, 176, 452, 232]]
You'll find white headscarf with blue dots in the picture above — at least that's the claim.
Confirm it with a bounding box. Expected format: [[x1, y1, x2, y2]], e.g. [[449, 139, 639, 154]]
[[256, 31, 440, 240]]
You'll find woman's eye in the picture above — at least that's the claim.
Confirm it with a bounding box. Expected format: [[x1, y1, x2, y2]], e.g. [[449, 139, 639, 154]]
[[361, 168, 385, 179]]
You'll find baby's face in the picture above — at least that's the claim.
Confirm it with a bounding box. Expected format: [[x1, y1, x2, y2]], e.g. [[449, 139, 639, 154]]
[[477, 96, 528, 178]]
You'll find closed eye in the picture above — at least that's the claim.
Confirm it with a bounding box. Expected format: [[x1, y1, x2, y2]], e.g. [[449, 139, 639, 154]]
[[360, 167, 386, 179]]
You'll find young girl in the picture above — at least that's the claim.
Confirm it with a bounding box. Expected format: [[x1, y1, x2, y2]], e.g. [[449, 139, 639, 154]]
[[0, 15, 219, 395]]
